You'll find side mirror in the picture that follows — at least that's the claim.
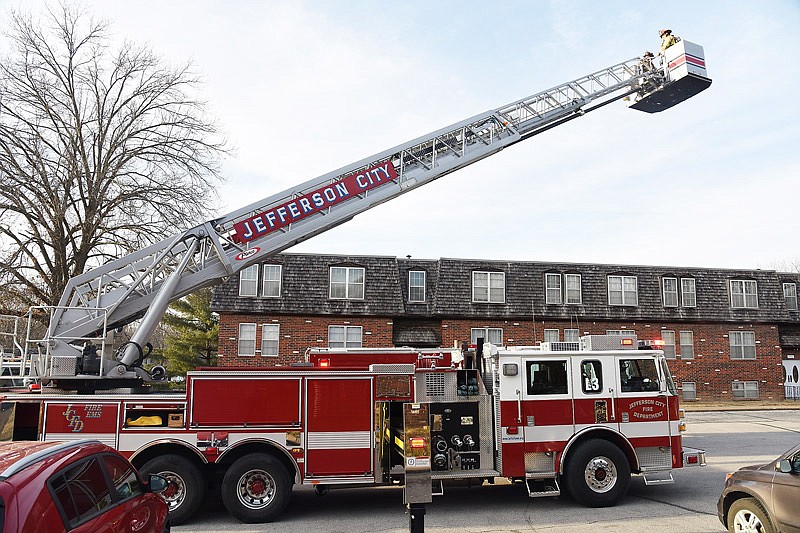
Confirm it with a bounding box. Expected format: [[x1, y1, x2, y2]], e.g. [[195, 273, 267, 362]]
[[148, 473, 169, 493], [778, 459, 793, 474]]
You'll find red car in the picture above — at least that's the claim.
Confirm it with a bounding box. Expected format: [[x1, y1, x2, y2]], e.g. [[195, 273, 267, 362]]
[[0, 439, 170, 532]]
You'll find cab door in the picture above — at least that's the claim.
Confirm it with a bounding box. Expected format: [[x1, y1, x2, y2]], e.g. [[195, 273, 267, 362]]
[[520, 357, 573, 474], [614, 355, 672, 467], [572, 356, 617, 431]]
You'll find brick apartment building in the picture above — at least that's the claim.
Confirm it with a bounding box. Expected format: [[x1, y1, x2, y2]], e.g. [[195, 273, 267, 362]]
[[211, 253, 800, 403]]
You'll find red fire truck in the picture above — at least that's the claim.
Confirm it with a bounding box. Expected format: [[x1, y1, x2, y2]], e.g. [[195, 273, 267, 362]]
[[0, 41, 710, 524], [1, 337, 705, 524]]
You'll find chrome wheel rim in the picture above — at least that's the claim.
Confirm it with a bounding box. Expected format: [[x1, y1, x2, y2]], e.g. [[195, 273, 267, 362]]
[[236, 468, 277, 510], [158, 470, 186, 511], [583, 456, 618, 493]]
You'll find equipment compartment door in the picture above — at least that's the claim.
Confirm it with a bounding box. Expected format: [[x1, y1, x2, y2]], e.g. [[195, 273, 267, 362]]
[[305, 377, 374, 478]]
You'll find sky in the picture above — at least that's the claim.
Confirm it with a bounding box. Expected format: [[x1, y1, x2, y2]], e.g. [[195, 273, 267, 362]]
[[1, 0, 798, 271]]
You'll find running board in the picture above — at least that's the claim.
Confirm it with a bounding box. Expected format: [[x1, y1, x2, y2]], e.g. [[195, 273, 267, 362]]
[[525, 478, 560, 498], [642, 471, 674, 486]]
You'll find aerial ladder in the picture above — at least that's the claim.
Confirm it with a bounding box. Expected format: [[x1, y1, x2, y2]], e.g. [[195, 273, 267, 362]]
[[30, 40, 710, 391]]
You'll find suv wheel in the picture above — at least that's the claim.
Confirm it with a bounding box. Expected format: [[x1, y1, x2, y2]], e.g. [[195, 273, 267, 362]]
[[728, 497, 774, 533]]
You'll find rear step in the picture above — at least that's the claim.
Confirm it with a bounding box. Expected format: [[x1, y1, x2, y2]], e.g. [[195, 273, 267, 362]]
[[525, 478, 560, 497], [642, 471, 674, 486]]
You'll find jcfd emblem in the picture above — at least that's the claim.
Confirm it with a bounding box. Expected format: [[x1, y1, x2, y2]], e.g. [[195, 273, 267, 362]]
[[63, 405, 84, 432], [62, 404, 103, 432]]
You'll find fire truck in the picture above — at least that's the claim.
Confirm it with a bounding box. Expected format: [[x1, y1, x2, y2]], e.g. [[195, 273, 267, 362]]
[[0, 40, 710, 524]]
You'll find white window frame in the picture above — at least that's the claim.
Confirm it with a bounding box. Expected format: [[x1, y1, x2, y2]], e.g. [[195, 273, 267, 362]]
[[732, 380, 759, 399], [261, 264, 282, 298], [330, 266, 365, 300], [238, 323, 257, 356], [328, 325, 363, 348], [661, 330, 676, 359], [608, 275, 637, 306], [471, 327, 503, 345], [564, 328, 580, 343], [662, 277, 678, 307], [545, 273, 562, 304], [261, 324, 280, 357], [784, 282, 798, 311], [409, 271, 426, 303], [679, 330, 694, 359], [472, 271, 505, 303], [681, 278, 697, 307], [681, 381, 697, 401], [565, 274, 582, 304], [729, 331, 756, 360], [239, 265, 259, 297], [543, 329, 559, 343], [730, 279, 758, 309]]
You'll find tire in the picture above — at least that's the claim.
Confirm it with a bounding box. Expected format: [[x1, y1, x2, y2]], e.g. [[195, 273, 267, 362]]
[[564, 439, 630, 507], [728, 497, 775, 533], [221, 453, 292, 523], [140, 454, 205, 526]]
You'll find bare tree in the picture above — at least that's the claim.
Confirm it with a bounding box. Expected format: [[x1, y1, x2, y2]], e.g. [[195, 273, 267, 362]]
[[0, 4, 227, 311]]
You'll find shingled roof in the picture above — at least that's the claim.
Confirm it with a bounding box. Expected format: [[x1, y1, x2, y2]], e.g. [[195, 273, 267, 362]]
[[211, 254, 800, 324]]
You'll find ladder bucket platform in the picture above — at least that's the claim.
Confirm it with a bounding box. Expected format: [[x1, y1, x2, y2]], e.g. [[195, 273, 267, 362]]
[[629, 40, 711, 113]]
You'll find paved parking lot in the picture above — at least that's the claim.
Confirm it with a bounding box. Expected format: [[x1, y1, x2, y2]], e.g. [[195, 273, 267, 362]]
[[176, 409, 800, 532]]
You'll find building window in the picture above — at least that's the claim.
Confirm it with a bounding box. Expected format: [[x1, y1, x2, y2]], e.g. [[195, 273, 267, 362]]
[[661, 330, 676, 359], [409, 271, 426, 302], [681, 278, 696, 307], [330, 266, 365, 300], [730, 279, 758, 309], [662, 278, 678, 307], [239, 265, 258, 297], [564, 329, 580, 343], [545, 273, 562, 304], [608, 275, 637, 306], [261, 324, 279, 356], [328, 325, 362, 348], [606, 330, 636, 337], [471, 327, 502, 345], [784, 282, 798, 311], [238, 323, 257, 356], [729, 331, 756, 359], [544, 329, 559, 343], [679, 330, 694, 359], [262, 265, 282, 297], [473, 272, 505, 303], [732, 381, 759, 399], [682, 381, 697, 401], [565, 274, 582, 304]]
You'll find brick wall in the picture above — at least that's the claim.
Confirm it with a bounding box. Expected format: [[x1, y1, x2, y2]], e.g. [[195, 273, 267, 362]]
[[218, 314, 394, 367], [218, 313, 784, 401]]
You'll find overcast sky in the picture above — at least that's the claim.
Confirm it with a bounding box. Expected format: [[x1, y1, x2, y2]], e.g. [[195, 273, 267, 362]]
[[2, 0, 798, 271]]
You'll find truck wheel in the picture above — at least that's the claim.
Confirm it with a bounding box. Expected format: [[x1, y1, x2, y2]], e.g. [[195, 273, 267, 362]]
[[221, 453, 292, 523], [565, 439, 630, 507], [140, 454, 205, 525], [728, 497, 775, 533]]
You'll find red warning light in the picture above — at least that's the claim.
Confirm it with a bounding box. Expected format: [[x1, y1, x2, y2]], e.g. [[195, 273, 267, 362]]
[[319, 358, 331, 368]]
